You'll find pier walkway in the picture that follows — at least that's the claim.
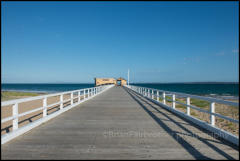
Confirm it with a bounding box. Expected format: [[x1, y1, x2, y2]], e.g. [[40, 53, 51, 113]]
[[1, 86, 239, 159]]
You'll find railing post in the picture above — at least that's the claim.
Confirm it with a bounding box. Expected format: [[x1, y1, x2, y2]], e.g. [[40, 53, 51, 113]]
[[43, 97, 47, 117], [157, 91, 159, 101], [210, 102, 215, 126], [12, 103, 18, 131], [172, 94, 175, 109], [145, 88, 147, 96], [148, 89, 150, 98], [187, 97, 190, 115], [71, 92, 73, 105], [88, 89, 90, 98], [60, 94, 63, 109], [163, 92, 166, 105], [152, 90, 154, 99], [83, 89, 86, 99], [78, 91, 80, 102]]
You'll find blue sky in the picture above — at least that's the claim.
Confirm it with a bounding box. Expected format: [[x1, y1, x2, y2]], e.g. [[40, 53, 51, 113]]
[[1, 1, 239, 83]]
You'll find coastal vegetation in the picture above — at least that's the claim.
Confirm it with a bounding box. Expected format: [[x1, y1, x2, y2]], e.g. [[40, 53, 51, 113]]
[[1, 91, 42, 101]]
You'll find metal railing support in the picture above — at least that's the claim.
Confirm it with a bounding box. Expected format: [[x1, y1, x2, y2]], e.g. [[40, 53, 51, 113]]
[[43, 97, 47, 117], [210, 102, 215, 126], [172, 94, 175, 109], [187, 97, 190, 115], [71, 92, 73, 105], [60, 94, 63, 109], [78, 91, 80, 102], [83, 89, 86, 99], [88, 89, 90, 98], [12, 103, 18, 131], [163, 92, 166, 105]]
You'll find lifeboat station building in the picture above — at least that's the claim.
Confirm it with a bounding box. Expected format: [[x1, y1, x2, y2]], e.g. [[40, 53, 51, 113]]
[[94, 77, 127, 86]]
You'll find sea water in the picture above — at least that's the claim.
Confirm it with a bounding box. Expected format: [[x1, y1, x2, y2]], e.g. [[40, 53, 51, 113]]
[[1, 83, 239, 99]]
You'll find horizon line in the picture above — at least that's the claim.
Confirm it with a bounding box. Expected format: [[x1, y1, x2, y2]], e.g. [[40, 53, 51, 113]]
[[1, 81, 239, 84]]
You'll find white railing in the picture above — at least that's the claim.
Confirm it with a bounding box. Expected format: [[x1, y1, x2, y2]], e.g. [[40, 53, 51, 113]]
[[1, 84, 114, 144], [125, 85, 239, 146]]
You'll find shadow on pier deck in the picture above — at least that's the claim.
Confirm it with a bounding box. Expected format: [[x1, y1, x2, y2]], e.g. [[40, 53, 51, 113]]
[[1, 86, 239, 159]]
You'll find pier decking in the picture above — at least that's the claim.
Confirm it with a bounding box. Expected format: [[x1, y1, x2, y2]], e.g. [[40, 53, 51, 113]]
[[1, 86, 239, 159]]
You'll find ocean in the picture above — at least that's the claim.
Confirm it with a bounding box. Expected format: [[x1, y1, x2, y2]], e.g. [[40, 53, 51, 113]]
[[132, 83, 239, 100], [1, 83, 239, 99]]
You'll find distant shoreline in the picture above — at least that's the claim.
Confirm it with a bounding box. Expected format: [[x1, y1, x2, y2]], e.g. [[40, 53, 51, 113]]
[[2, 82, 239, 84], [132, 82, 239, 84], [1, 89, 50, 94]]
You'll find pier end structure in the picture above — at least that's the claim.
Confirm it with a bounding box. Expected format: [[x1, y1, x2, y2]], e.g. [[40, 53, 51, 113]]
[[95, 78, 117, 86], [95, 77, 127, 86], [117, 77, 127, 86]]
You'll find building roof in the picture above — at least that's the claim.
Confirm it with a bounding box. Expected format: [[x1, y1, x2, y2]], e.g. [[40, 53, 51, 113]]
[[117, 77, 126, 81], [95, 78, 116, 80]]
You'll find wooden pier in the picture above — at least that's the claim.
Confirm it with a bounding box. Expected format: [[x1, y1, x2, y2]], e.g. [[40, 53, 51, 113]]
[[1, 86, 238, 159]]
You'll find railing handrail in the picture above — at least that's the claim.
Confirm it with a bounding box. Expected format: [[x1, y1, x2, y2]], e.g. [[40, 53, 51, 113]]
[[125, 85, 239, 146], [1, 85, 111, 123], [129, 86, 238, 107], [1, 84, 114, 144], [125, 85, 239, 124], [2, 87, 97, 106]]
